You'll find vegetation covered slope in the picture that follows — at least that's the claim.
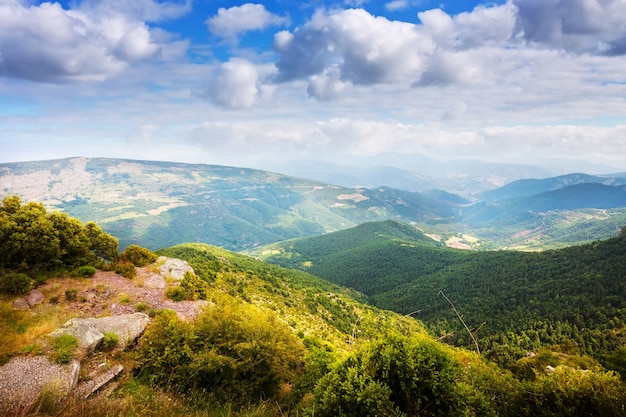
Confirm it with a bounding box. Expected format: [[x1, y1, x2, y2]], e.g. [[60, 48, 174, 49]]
[[257, 220, 626, 368], [2, 203, 626, 416]]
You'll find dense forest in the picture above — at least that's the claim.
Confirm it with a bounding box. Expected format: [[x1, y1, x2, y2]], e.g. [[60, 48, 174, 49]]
[[259, 220, 626, 370], [1, 197, 626, 416]]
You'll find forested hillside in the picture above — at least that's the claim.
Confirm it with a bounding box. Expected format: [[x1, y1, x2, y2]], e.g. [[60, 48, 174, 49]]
[[2, 200, 626, 416], [258, 220, 626, 369]]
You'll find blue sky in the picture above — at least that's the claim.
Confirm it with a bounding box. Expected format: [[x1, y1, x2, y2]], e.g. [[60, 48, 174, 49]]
[[1, 0, 626, 172]]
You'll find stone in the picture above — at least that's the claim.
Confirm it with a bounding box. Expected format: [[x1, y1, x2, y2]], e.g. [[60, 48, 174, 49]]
[[158, 256, 194, 281], [48, 318, 104, 355], [13, 298, 30, 310], [74, 364, 124, 399], [27, 289, 44, 307], [93, 313, 150, 349], [144, 274, 166, 289], [0, 356, 81, 413]]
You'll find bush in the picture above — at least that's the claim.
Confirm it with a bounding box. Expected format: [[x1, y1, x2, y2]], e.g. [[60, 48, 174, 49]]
[[136, 296, 305, 404], [65, 288, 78, 301], [115, 261, 136, 279], [0, 272, 32, 295], [77, 265, 97, 277], [314, 333, 461, 417], [121, 245, 157, 267], [166, 271, 210, 301]]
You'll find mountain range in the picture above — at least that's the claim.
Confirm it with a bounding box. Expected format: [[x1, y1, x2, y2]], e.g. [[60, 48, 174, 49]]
[[1, 157, 626, 251]]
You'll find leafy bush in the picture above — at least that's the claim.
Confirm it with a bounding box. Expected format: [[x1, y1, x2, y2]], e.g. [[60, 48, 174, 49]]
[[77, 265, 97, 277], [166, 271, 210, 301], [314, 332, 461, 417], [136, 296, 305, 404], [121, 244, 157, 267], [115, 261, 136, 279], [0, 272, 32, 295]]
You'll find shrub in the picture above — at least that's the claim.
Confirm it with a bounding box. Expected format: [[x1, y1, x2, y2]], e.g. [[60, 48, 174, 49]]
[[65, 288, 78, 301], [0, 272, 32, 295], [115, 261, 136, 279], [135, 302, 149, 312], [120, 245, 157, 267], [136, 297, 305, 404], [101, 331, 119, 351], [165, 271, 210, 301], [77, 265, 97, 277], [314, 332, 461, 417]]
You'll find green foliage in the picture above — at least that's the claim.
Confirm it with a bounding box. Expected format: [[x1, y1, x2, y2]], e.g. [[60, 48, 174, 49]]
[[115, 261, 136, 279], [314, 333, 461, 417], [76, 265, 96, 277], [136, 299, 305, 404], [50, 333, 78, 364], [121, 244, 158, 267], [166, 271, 210, 301], [0, 195, 118, 274], [0, 271, 32, 295], [100, 331, 119, 351], [64, 288, 78, 301], [511, 367, 626, 417]]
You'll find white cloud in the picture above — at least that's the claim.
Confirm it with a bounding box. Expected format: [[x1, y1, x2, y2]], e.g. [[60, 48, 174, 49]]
[[207, 3, 289, 40], [77, 0, 191, 22], [203, 58, 272, 109], [385, 0, 409, 11], [274, 8, 433, 88], [0, 0, 183, 83]]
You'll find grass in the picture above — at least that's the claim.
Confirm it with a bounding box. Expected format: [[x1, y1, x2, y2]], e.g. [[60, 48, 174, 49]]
[[0, 300, 71, 365]]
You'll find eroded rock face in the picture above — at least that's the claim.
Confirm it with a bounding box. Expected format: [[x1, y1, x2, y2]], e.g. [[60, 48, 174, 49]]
[[157, 256, 194, 280]]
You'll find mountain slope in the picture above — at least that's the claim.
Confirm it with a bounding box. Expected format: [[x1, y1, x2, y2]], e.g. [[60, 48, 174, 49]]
[[0, 157, 453, 251], [257, 221, 626, 365]]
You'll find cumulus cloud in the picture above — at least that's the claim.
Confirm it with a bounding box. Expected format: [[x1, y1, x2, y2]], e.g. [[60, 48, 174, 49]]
[[207, 3, 289, 40], [0, 0, 185, 83], [202, 58, 274, 109], [513, 0, 626, 54], [274, 8, 433, 88]]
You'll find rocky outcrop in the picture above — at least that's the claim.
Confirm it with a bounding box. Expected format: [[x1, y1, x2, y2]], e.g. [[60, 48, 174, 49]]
[[74, 364, 124, 399], [143, 274, 166, 289], [48, 318, 104, 354], [0, 356, 80, 413], [158, 256, 194, 280], [27, 289, 44, 307]]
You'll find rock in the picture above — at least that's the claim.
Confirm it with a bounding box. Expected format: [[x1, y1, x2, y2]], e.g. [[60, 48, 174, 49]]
[[93, 313, 150, 349], [158, 256, 194, 280], [48, 318, 104, 355], [0, 356, 80, 413], [13, 298, 30, 310], [27, 289, 44, 307], [74, 364, 124, 399], [144, 274, 166, 289]]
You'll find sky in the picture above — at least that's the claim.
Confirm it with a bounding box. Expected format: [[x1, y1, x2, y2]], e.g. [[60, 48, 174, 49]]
[[1, 0, 626, 172]]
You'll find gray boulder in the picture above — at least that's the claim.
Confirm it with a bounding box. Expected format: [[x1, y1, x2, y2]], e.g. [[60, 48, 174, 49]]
[[13, 298, 30, 310], [93, 313, 150, 349], [48, 318, 104, 355], [27, 289, 44, 307], [144, 274, 166, 289], [157, 256, 194, 281]]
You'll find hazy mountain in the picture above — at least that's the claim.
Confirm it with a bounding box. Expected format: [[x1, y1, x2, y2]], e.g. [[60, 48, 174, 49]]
[[0, 157, 452, 251], [479, 173, 626, 202]]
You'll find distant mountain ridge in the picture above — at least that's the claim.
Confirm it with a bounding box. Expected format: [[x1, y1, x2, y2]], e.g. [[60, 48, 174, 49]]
[[2, 157, 626, 251]]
